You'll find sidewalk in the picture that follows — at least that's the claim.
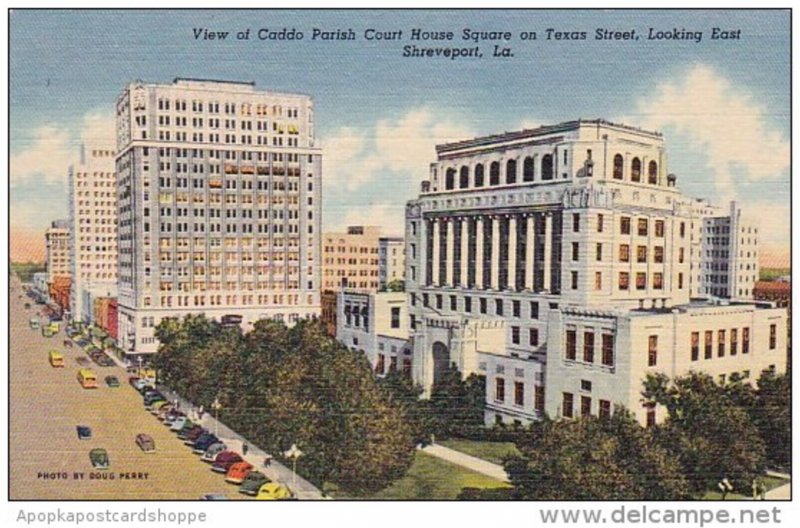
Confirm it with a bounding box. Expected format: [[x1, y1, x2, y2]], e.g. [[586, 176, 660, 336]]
[[421, 443, 509, 482], [159, 387, 326, 500], [765, 482, 790, 500]]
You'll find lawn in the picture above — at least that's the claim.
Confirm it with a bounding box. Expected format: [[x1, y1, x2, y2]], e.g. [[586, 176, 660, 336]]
[[701, 475, 789, 500], [344, 451, 510, 500], [759, 268, 790, 281], [438, 438, 521, 465]]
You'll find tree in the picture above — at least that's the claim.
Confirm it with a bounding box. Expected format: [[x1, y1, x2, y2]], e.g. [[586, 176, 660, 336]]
[[386, 279, 405, 292], [506, 410, 689, 500], [751, 369, 790, 470], [428, 365, 486, 438], [643, 372, 766, 495]]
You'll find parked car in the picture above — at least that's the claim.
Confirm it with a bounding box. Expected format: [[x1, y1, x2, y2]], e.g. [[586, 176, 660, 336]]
[[105, 376, 120, 388], [169, 417, 190, 432], [150, 400, 170, 415], [136, 380, 155, 393], [135, 433, 156, 453], [225, 461, 254, 484], [89, 448, 110, 470], [24, 302, 31, 310], [255, 482, 294, 500], [63, 339, 72, 348], [200, 494, 228, 500], [177, 422, 201, 439], [143, 391, 166, 407], [238, 471, 270, 496], [191, 433, 220, 453], [182, 426, 207, 444], [163, 411, 185, 426], [76, 357, 91, 367], [76, 425, 92, 440], [156, 404, 174, 420], [211, 451, 243, 474], [201, 442, 227, 463]]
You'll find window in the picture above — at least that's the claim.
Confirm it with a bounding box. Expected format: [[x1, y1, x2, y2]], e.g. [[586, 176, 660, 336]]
[[581, 396, 592, 417], [506, 159, 517, 184], [474, 164, 485, 187], [599, 399, 611, 419], [743, 327, 750, 354], [583, 332, 595, 363], [529, 328, 539, 346], [620, 216, 631, 235], [571, 271, 578, 290], [480, 298, 487, 314], [718, 330, 726, 357], [654, 246, 664, 264], [679, 247, 685, 263], [376, 354, 385, 374], [619, 272, 630, 291], [450, 295, 457, 311], [571, 242, 579, 261], [637, 218, 648, 236], [535, 386, 545, 413], [769, 324, 777, 350], [637, 245, 647, 263], [445, 168, 456, 190], [514, 381, 524, 406], [619, 244, 630, 262], [541, 154, 554, 180], [613, 154, 624, 179], [594, 272, 602, 290], [459, 166, 469, 188], [691, 331, 700, 361], [464, 296, 472, 313], [648, 160, 658, 184], [523, 157, 534, 181], [562, 392, 574, 418], [730, 329, 738, 355], [653, 273, 663, 290], [704, 330, 713, 359], [489, 161, 500, 185], [495, 378, 505, 402], [390, 307, 400, 329], [511, 326, 520, 345], [512, 300, 521, 317], [648, 335, 658, 366], [680, 222, 686, 238], [631, 157, 641, 182], [636, 272, 646, 290], [530, 302, 539, 319], [495, 299, 503, 316], [572, 213, 580, 232], [565, 330, 577, 360], [602, 334, 614, 366], [678, 272, 684, 290], [596, 243, 603, 261], [645, 403, 656, 427], [655, 220, 664, 237], [597, 214, 604, 233]]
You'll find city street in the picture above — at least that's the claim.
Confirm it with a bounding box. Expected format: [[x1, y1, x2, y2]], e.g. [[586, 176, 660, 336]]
[[9, 276, 246, 500]]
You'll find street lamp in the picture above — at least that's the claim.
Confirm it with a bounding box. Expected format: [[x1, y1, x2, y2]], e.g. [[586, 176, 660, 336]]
[[137, 356, 143, 378], [284, 443, 303, 493], [211, 397, 222, 437]]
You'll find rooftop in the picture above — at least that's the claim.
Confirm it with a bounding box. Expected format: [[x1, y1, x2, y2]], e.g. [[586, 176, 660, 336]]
[[436, 118, 663, 154]]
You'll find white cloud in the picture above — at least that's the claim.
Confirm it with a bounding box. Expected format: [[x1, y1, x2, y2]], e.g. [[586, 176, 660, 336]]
[[10, 109, 115, 188], [632, 64, 789, 201], [322, 107, 473, 194]]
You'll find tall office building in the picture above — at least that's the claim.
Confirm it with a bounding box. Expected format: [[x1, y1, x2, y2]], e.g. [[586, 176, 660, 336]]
[[378, 236, 406, 289], [115, 78, 322, 357], [45, 219, 70, 284], [405, 119, 786, 425], [68, 144, 119, 324], [321, 225, 381, 291]]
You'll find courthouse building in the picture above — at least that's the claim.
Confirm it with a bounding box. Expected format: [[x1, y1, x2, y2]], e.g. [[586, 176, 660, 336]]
[[68, 144, 119, 324], [115, 78, 322, 356], [404, 119, 787, 426]]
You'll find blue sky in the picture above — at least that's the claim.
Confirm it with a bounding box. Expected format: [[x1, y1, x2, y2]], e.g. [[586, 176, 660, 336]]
[[9, 9, 790, 261]]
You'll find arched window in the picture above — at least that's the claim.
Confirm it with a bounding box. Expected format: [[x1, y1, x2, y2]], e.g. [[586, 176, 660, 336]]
[[490, 161, 500, 185], [541, 154, 554, 181], [648, 160, 658, 184], [474, 164, 484, 187], [631, 157, 641, 182], [613, 154, 624, 180], [445, 168, 456, 190], [460, 166, 470, 189], [506, 159, 517, 184], [523, 156, 534, 181]]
